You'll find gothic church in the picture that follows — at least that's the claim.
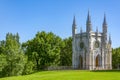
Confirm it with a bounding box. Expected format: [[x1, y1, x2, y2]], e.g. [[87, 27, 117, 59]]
[[72, 11, 112, 70]]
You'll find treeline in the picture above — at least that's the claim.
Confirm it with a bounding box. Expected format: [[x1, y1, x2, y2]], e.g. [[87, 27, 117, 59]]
[[0, 31, 120, 77], [0, 31, 72, 77]]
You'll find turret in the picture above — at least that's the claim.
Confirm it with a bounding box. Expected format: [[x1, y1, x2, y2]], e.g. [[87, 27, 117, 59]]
[[72, 16, 77, 37], [86, 11, 92, 51], [86, 11, 92, 33], [102, 14, 107, 43]]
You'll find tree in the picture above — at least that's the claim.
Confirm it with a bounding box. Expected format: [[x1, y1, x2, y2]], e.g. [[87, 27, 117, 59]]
[[1, 33, 27, 77], [60, 37, 72, 66], [22, 58, 34, 75], [22, 31, 63, 70], [0, 54, 7, 74], [112, 47, 120, 69], [0, 40, 7, 76]]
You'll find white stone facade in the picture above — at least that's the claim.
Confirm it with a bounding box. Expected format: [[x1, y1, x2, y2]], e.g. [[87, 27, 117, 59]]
[[72, 12, 112, 70]]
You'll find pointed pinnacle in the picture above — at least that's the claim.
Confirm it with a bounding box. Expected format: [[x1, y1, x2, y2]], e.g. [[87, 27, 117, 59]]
[[103, 13, 107, 25], [87, 10, 91, 23], [72, 15, 76, 29], [73, 16, 76, 24]]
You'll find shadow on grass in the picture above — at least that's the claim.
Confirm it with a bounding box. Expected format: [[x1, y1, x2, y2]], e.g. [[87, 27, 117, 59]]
[[0, 70, 45, 78], [22, 70, 46, 76], [91, 70, 120, 72]]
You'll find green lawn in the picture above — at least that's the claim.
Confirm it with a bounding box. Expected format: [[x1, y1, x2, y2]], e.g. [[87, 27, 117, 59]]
[[0, 70, 120, 80]]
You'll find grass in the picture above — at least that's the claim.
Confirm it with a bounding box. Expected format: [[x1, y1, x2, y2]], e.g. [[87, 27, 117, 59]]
[[0, 70, 120, 80]]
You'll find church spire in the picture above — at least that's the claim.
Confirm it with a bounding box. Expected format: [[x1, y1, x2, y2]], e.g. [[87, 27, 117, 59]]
[[102, 13, 108, 47], [73, 15, 76, 26], [86, 10, 92, 33], [103, 13, 107, 25], [72, 15, 77, 37], [87, 10, 91, 23], [102, 13, 107, 36]]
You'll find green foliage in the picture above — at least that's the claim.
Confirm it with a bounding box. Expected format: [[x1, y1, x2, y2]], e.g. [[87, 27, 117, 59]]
[[22, 31, 63, 70], [0, 31, 72, 77], [1, 52, 27, 77], [60, 37, 72, 66], [0, 33, 27, 77], [22, 61, 34, 75], [0, 40, 6, 54], [0, 54, 7, 73], [112, 47, 120, 69], [1, 31, 120, 79]]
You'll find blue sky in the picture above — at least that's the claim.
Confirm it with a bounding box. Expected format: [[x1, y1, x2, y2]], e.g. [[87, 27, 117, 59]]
[[0, 0, 119, 48]]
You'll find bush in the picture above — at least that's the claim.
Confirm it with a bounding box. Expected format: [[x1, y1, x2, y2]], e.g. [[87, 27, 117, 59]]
[[22, 61, 34, 75]]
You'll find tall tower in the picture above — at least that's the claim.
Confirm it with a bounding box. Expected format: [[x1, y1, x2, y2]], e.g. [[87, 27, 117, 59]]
[[102, 14, 107, 44], [86, 11, 92, 69], [108, 34, 112, 69], [72, 16, 77, 69], [102, 14, 108, 69]]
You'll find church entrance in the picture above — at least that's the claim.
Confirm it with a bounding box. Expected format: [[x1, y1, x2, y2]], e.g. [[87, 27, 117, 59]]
[[79, 55, 83, 69], [96, 55, 99, 67], [95, 54, 101, 68]]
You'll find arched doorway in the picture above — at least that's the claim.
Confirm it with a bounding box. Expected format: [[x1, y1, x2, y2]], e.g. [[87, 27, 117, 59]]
[[95, 55, 100, 67], [96, 55, 99, 67], [79, 55, 83, 69]]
